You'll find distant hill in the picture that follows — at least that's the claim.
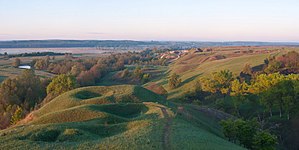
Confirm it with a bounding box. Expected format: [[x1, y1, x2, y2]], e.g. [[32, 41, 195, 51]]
[[0, 40, 298, 49]]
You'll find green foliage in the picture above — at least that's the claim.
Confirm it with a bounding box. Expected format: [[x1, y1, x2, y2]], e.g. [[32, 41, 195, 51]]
[[231, 79, 249, 96], [29, 128, 61, 142], [201, 70, 234, 94], [58, 129, 82, 142], [221, 118, 276, 149], [220, 119, 238, 143], [249, 73, 297, 94], [132, 66, 144, 80], [258, 79, 298, 118], [46, 74, 77, 96], [0, 69, 45, 129], [264, 61, 282, 74], [252, 131, 278, 150], [141, 73, 151, 83], [10, 106, 23, 125], [168, 73, 181, 89]]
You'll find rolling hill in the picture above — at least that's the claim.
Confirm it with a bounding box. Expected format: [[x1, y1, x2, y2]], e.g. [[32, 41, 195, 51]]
[[149, 46, 299, 100], [0, 85, 243, 150]]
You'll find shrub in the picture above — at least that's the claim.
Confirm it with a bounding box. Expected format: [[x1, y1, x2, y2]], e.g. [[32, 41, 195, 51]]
[[30, 129, 61, 142]]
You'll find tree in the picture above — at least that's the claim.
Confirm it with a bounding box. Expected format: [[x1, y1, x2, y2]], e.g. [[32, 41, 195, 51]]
[[231, 79, 249, 96], [12, 58, 21, 68], [10, 106, 23, 125], [242, 64, 253, 75], [236, 119, 259, 149], [221, 118, 261, 149], [120, 68, 129, 78], [46, 74, 77, 96], [260, 89, 276, 117], [240, 64, 253, 83], [220, 119, 238, 143], [70, 64, 86, 76], [89, 64, 103, 81], [168, 73, 181, 89], [133, 66, 143, 79], [77, 71, 95, 86], [0, 78, 20, 106], [16, 69, 45, 109], [142, 73, 151, 83], [274, 80, 296, 119], [34, 59, 48, 70], [252, 131, 277, 150], [264, 61, 282, 74], [201, 70, 233, 94], [276, 51, 299, 69], [30, 59, 37, 68], [249, 73, 285, 94]]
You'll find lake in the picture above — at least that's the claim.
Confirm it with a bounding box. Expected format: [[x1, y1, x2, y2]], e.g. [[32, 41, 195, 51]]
[[0, 47, 134, 54]]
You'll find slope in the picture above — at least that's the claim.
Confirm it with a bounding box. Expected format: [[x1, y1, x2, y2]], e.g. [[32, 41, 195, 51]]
[[0, 85, 243, 150]]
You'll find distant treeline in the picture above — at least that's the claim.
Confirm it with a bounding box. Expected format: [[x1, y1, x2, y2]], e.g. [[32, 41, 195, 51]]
[[1, 52, 66, 58], [0, 40, 298, 49]]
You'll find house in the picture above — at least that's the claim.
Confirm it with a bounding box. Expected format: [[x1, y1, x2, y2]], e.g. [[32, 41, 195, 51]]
[[18, 65, 31, 69]]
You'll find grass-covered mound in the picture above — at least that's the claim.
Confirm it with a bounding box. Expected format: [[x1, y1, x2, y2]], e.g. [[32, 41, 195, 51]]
[[0, 102, 170, 149], [33, 85, 165, 118], [0, 85, 243, 149]]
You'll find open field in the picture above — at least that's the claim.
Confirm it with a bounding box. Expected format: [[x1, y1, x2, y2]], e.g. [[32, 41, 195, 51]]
[[0, 56, 63, 81]]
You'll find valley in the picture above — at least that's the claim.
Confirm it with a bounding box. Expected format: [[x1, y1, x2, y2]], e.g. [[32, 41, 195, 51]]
[[0, 45, 299, 149]]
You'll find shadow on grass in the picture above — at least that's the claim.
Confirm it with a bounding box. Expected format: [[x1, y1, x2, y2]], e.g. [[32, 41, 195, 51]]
[[180, 74, 202, 87]]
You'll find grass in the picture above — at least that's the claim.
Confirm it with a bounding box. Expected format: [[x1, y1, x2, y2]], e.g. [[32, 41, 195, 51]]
[[4, 46, 283, 149], [170, 118, 245, 150], [98, 65, 168, 86], [34, 85, 165, 117], [0, 84, 242, 149], [153, 47, 287, 100], [0, 102, 169, 149], [74, 91, 101, 99]]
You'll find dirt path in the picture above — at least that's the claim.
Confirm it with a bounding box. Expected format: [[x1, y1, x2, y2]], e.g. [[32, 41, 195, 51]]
[[160, 107, 173, 150]]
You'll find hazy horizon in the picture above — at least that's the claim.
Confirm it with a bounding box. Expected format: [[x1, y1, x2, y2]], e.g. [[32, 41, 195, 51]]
[[1, 0, 299, 42]]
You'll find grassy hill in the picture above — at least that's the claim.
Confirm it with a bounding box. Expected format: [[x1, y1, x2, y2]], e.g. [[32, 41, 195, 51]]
[[150, 46, 299, 100], [0, 85, 243, 150]]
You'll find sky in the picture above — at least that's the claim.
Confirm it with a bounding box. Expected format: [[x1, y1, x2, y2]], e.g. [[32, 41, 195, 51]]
[[0, 0, 299, 42]]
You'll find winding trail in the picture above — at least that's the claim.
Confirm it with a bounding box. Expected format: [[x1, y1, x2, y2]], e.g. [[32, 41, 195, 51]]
[[160, 107, 173, 150]]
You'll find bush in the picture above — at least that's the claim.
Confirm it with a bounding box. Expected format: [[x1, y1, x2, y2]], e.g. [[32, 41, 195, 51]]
[[168, 73, 181, 89], [30, 129, 61, 142], [57, 129, 82, 142]]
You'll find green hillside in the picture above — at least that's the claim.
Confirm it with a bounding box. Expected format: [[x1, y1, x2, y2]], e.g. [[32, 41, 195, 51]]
[[0, 85, 243, 150], [153, 48, 282, 100]]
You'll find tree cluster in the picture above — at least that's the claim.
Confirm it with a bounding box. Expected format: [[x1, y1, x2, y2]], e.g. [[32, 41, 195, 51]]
[[0, 70, 46, 129], [221, 118, 277, 150]]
